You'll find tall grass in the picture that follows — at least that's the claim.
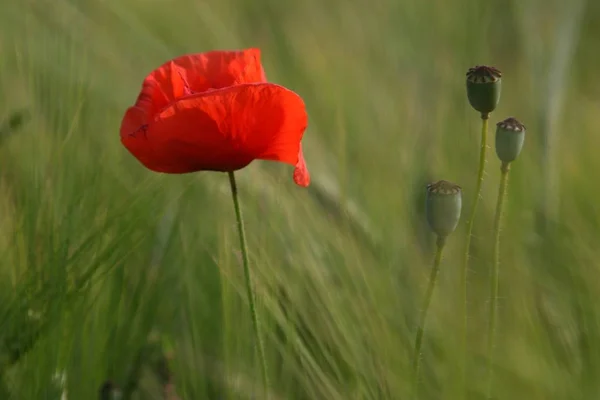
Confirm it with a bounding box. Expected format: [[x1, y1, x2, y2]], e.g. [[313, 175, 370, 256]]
[[0, 0, 598, 398]]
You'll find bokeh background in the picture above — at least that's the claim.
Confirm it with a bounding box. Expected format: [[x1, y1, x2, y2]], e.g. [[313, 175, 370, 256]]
[[1, 0, 599, 398]]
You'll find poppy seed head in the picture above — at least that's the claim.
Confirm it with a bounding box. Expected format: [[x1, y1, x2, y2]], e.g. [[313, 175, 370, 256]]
[[495, 117, 526, 163], [426, 180, 462, 237], [427, 180, 462, 196], [496, 117, 525, 132], [466, 66, 502, 115], [466, 66, 502, 84]]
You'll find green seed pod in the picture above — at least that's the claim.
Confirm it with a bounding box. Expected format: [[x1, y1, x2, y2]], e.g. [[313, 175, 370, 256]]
[[426, 180, 462, 237], [495, 117, 525, 163], [466, 66, 502, 116]]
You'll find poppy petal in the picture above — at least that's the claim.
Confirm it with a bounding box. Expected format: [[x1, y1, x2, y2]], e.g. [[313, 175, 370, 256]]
[[121, 83, 309, 185], [293, 144, 310, 187], [131, 49, 266, 122]]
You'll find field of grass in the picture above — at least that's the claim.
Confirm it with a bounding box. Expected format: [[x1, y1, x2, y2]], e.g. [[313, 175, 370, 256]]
[[1, 0, 600, 398]]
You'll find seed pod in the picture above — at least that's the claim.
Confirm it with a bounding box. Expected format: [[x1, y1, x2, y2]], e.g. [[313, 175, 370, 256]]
[[466, 66, 502, 116], [495, 117, 525, 163], [426, 180, 463, 237]]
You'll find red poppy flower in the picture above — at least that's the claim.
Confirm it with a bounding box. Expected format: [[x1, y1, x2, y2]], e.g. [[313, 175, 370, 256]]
[[120, 48, 310, 187]]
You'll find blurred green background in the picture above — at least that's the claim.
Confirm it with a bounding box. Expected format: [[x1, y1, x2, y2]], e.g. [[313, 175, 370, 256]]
[[1, 0, 599, 398]]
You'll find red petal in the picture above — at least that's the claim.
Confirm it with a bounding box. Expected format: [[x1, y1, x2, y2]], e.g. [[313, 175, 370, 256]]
[[293, 144, 310, 187], [121, 83, 309, 185], [130, 48, 266, 123]]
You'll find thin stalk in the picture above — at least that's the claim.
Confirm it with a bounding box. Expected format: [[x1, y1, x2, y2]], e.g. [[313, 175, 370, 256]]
[[412, 235, 447, 399], [228, 171, 269, 397], [486, 161, 510, 398], [460, 113, 489, 390]]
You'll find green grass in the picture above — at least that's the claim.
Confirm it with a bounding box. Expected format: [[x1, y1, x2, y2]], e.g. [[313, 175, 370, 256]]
[[1, 0, 599, 398]]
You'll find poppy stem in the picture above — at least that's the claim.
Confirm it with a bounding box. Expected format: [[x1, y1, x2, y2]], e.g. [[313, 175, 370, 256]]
[[227, 171, 269, 397], [412, 235, 446, 399], [460, 112, 489, 392], [486, 161, 510, 399]]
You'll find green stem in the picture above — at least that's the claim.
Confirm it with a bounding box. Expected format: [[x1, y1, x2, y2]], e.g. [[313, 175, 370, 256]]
[[228, 171, 269, 397], [412, 235, 446, 399], [486, 161, 510, 398], [460, 113, 489, 391]]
